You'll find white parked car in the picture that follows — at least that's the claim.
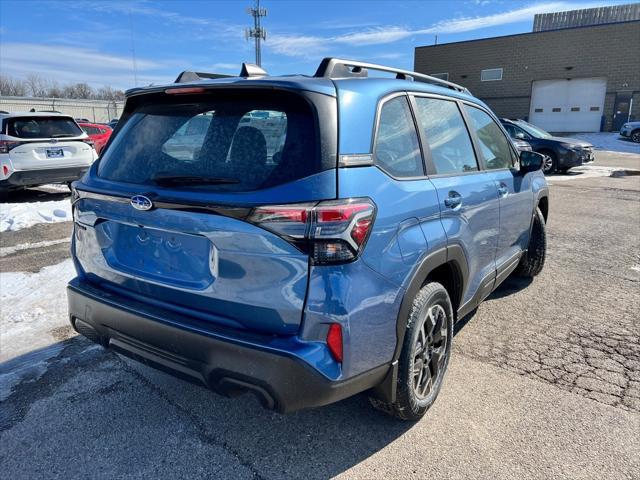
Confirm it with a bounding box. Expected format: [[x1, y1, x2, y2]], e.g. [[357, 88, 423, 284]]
[[0, 112, 97, 198]]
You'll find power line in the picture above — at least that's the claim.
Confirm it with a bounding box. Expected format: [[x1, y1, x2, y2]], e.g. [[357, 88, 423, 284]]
[[245, 0, 267, 67]]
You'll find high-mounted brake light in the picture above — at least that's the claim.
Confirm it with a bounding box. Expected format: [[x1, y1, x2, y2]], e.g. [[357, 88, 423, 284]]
[[248, 198, 376, 264], [164, 87, 207, 95], [327, 323, 343, 363]]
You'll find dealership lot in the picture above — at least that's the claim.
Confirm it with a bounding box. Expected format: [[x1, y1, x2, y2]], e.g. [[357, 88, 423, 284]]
[[1, 151, 639, 479]]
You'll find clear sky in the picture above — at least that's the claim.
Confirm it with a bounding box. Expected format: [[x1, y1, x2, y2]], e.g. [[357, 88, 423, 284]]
[[0, 0, 630, 90]]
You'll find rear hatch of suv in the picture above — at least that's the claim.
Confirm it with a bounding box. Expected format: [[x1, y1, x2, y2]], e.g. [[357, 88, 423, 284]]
[[2, 115, 95, 170], [72, 86, 338, 335]]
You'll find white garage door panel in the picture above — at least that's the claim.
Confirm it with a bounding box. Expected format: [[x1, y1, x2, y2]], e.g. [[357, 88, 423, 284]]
[[529, 78, 606, 133]]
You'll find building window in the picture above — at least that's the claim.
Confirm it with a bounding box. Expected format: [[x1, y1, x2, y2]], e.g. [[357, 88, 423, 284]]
[[430, 72, 449, 81], [571, 107, 580, 112], [480, 68, 503, 81], [534, 108, 543, 113], [590, 106, 600, 111], [552, 107, 562, 112]]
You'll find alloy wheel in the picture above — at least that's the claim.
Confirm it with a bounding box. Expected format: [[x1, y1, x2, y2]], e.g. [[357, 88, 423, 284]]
[[542, 155, 554, 174], [632, 131, 640, 143], [412, 304, 449, 399]]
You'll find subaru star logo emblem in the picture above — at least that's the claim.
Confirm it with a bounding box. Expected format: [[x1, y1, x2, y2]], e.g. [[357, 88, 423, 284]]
[[131, 195, 153, 211]]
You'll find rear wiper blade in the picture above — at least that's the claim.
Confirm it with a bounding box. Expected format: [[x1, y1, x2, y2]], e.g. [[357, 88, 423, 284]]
[[50, 134, 76, 138], [150, 175, 240, 186]]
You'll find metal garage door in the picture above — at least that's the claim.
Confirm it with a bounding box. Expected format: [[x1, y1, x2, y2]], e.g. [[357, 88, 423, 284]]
[[529, 78, 607, 133]]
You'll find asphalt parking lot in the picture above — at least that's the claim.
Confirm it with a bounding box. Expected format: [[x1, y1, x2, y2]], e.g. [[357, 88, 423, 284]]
[[1, 152, 639, 479]]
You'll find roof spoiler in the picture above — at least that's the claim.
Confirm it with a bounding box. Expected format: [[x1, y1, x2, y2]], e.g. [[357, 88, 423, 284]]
[[314, 57, 469, 93], [174, 63, 267, 83]]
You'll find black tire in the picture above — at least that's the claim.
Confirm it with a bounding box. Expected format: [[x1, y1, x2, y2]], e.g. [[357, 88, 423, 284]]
[[370, 282, 453, 421], [0, 189, 8, 202], [540, 151, 556, 174], [516, 207, 546, 278], [631, 130, 640, 144]]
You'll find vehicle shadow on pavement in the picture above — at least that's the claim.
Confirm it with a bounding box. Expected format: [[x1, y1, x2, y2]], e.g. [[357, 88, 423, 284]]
[[454, 276, 533, 335], [1, 336, 414, 479], [2, 186, 71, 204]]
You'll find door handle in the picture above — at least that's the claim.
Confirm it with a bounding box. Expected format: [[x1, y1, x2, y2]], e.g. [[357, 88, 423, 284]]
[[444, 191, 462, 209], [497, 183, 509, 197]]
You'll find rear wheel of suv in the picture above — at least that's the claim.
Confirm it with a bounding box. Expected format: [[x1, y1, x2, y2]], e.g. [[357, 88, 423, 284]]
[[631, 130, 640, 143], [370, 282, 453, 421], [516, 207, 546, 278]]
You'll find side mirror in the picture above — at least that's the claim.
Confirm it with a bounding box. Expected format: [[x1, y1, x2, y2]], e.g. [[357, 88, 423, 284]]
[[515, 131, 526, 140], [519, 151, 544, 173]]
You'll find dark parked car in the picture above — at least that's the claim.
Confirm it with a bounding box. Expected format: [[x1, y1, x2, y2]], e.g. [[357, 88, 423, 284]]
[[501, 118, 594, 174]]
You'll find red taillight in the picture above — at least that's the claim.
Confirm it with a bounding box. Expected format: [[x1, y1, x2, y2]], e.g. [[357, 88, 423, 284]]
[[2, 165, 9, 176], [0, 140, 21, 154], [164, 87, 207, 95], [327, 323, 343, 363], [247, 198, 376, 264]]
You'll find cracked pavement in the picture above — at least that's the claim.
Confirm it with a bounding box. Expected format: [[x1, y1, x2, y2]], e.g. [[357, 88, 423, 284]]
[[1, 152, 639, 479]]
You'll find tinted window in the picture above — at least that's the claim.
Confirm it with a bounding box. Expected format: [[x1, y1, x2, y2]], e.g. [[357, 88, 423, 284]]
[[98, 91, 319, 192], [6, 116, 82, 139], [373, 96, 423, 178], [502, 123, 517, 138], [464, 106, 516, 170], [413, 97, 478, 175], [82, 125, 100, 135]]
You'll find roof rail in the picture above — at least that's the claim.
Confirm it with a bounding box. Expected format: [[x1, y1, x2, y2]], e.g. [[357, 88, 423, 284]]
[[314, 57, 469, 93]]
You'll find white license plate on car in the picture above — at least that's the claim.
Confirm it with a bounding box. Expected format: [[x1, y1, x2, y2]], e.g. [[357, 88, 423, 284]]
[[46, 148, 64, 158]]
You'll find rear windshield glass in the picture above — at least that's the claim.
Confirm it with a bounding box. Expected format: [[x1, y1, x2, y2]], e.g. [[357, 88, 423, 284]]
[[6, 116, 82, 139], [97, 91, 320, 192]]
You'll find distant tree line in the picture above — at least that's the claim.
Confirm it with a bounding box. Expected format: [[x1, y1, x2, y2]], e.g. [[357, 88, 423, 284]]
[[0, 74, 125, 101]]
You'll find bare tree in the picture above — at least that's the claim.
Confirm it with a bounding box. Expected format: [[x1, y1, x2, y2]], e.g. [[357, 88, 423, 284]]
[[25, 73, 49, 97], [0, 73, 126, 100], [0, 75, 27, 96]]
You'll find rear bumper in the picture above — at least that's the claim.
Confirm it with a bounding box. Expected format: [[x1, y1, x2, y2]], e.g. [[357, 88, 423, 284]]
[[1, 166, 89, 189], [67, 278, 386, 413]]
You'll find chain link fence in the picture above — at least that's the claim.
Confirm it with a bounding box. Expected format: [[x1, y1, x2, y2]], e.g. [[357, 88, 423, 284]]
[[0, 96, 125, 123]]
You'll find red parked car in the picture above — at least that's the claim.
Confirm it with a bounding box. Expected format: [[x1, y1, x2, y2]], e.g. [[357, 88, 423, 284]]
[[78, 122, 112, 154]]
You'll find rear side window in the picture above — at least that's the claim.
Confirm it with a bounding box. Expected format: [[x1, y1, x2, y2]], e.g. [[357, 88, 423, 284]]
[[373, 96, 423, 178], [464, 105, 517, 170], [97, 91, 320, 192], [6, 116, 82, 139], [413, 97, 478, 175]]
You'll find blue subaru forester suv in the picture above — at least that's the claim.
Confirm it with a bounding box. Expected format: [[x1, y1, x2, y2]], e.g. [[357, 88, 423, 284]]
[[68, 59, 549, 420]]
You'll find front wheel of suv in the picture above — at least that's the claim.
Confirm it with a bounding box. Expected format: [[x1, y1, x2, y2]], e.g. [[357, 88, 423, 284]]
[[540, 151, 556, 174], [370, 282, 453, 421], [631, 130, 640, 143], [516, 207, 546, 278]]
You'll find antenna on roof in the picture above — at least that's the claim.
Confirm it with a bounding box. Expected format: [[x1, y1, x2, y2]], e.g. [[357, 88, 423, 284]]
[[245, 0, 267, 67]]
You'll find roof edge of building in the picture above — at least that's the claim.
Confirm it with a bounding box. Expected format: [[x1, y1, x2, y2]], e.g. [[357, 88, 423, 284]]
[[414, 19, 640, 51]]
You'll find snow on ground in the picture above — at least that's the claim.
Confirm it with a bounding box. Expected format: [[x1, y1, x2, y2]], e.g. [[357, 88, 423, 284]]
[[0, 259, 76, 362], [571, 132, 640, 155], [0, 199, 72, 232], [546, 165, 636, 183]]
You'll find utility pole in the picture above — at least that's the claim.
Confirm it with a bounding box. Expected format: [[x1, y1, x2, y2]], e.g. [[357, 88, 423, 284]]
[[245, 0, 267, 67]]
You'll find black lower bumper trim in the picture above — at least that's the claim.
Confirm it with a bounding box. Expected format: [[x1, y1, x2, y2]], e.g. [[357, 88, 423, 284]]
[[1, 166, 89, 189], [67, 279, 387, 413]]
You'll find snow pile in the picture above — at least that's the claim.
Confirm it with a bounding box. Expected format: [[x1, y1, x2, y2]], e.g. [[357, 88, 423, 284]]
[[571, 133, 640, 155], [0, 199, 72, 232], [0, 259, 76, 361]]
